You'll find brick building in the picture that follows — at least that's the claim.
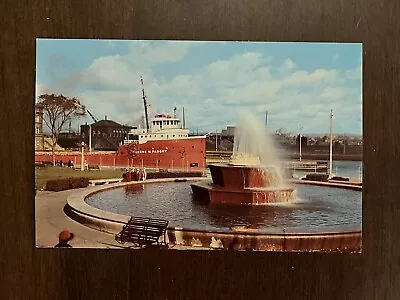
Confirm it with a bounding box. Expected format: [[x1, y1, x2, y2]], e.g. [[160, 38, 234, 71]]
[[80, 118, 133, 150], [35, 107, 45, 151]]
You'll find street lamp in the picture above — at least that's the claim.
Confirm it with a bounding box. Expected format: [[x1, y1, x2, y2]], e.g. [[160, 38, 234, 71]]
[[89, 125, 92, 153], [81, 141, 85, 171], [329, 109, 334, 177], [299, 125, 303, 161]]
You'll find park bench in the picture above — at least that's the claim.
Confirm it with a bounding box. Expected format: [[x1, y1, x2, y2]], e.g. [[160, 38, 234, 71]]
[[115, 216, 169, 248]]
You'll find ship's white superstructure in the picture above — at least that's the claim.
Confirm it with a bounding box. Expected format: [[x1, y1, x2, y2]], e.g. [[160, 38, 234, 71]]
[[124, 114, 190, 145]]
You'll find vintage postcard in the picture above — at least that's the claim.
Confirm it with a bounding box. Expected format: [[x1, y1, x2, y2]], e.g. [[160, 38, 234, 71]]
[[35, 39, 362, 252]]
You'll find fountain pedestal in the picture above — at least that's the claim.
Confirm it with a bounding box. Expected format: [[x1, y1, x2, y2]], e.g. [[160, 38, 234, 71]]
[[191, 163, 295, 205]]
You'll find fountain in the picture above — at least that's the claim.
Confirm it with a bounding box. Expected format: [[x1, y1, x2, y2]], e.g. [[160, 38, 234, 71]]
[[66, 111, 361, 252], [190, 111, 295, 205]]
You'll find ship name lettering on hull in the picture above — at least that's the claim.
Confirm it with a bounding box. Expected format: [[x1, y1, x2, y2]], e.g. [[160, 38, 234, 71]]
[[133, 147, 169, 154]]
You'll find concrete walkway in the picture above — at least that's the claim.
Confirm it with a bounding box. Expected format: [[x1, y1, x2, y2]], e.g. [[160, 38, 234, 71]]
[[35, 189, 126, 249], [35, 188, 213, 250]]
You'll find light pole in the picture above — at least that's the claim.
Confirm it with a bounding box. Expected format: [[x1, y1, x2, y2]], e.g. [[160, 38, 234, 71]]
[[81, 141, 85, 171], [299, 125, 303, 161], [89, 125, 92, 152], [329, 109, 334, 177], [215, 128, 218, 151]]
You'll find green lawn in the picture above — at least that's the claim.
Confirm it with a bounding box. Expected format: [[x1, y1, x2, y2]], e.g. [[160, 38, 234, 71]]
[[35, 166, 125, 189]]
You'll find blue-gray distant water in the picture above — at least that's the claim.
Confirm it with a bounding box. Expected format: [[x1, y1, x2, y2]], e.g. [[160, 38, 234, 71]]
[[293, 160, 363, 179]]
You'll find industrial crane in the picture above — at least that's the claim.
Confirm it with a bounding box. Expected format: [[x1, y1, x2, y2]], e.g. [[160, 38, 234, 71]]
[[86, 109, 99, 152], [87, 109, 99, 123]]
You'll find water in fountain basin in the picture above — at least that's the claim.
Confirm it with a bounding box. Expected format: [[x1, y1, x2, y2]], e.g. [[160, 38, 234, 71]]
[[232, 110, 287, 187]]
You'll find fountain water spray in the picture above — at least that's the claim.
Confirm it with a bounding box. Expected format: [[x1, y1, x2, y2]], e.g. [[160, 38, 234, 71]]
[[191, 110, 295, 205], [230, 110, 287, 188]]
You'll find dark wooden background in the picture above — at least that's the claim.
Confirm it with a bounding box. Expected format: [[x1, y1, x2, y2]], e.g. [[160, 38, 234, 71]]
[[1, 0, 399, 299]]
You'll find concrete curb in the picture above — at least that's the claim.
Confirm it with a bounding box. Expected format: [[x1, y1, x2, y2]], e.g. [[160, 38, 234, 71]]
[[65, 178, 362, 252], [289, 179, 362, 191]]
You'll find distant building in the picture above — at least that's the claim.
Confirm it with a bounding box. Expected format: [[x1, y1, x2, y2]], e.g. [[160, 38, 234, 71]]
[[35, 107, 45, 151], [221, 126, 236, 137], [80, 118, 133, 151]]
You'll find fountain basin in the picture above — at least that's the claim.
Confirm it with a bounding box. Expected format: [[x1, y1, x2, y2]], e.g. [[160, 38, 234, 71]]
[[66, 179, 361, 252], [191, 181, 294, 205], [193, 163, 295, 204], [167, 227, 361, 252], [209, 163, 282, 189]]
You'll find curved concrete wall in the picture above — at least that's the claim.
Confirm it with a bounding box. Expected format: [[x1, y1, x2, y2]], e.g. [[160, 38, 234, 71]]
[[167, 227, 361, 252], [66, 178, 362, 252], [66, 178, 209, 234], [289, 179, 362, 191]]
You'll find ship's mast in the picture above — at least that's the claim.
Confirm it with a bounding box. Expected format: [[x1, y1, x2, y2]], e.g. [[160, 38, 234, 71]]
[[141, 76, 150, 133]]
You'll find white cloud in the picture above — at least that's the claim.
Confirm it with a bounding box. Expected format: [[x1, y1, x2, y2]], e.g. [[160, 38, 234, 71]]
[[282, 58, 296, 70], [345, 64, 362, 79], [37, 42, 362, 135], [321, 87, 349, 100], [127, 40, 192, 64]]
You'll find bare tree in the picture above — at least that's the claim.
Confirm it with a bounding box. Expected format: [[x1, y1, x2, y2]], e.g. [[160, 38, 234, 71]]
[[36, 93, 86, 165]]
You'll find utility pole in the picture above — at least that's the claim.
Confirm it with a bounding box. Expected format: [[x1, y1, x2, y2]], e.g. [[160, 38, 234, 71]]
[[89, 125, 92, 152], [215, 128, 218, 151], [81, 142, 85, 171], [343, 133, 346, 155], [329, 109, 334, 177], [265, 110, 268, 128], [299, 125, 303, 161]]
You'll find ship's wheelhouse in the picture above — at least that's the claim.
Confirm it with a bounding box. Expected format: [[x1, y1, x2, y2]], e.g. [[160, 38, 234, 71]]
[[151, 115, 181, 132]]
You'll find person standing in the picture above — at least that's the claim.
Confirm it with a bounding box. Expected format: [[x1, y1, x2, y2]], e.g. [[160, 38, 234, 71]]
[[55, 230, 74, 248]]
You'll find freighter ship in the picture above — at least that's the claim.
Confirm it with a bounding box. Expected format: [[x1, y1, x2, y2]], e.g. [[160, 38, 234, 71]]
[[117, 77, 206, 169], [116, 112, 206, 170], [35, 77, 207, 170]]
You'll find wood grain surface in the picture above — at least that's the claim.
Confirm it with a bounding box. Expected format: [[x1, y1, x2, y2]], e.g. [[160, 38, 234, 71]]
[[1, 0, 399, 299]]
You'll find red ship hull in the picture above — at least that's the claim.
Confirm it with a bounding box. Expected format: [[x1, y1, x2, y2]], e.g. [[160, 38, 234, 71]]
[[35, 137, 207, 170]]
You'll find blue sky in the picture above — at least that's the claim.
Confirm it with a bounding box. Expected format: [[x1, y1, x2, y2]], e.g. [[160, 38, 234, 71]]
[[36, 39, 362, 135]]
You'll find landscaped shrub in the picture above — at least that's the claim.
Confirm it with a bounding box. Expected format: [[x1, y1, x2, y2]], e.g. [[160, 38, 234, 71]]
[[45, 177, 89, 192], [330, 176, 350, 182], [146, 171, 204, 179], [35, 162, 46, 168]]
